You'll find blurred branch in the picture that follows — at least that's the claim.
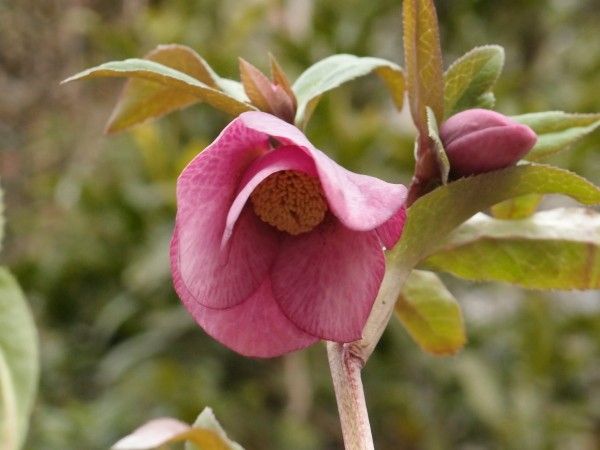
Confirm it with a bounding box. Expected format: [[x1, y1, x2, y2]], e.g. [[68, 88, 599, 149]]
[[282, 352, 313, 420]]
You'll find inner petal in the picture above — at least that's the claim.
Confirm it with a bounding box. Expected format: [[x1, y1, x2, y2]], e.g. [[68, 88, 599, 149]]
[[239, 112, 408, 232], [250, 170, 328, 235]]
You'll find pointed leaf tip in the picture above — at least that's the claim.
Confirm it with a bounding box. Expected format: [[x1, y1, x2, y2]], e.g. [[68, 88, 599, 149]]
[[403, 0, 445, 130], [239, 58, 272, 112], [292, 54, 404, 128], [239, 58, 295, 123], [396, 270, 466, 356], [269, 53, 296, 108], [63, 54, 255, 133], [186, 408, 245, 450], [112, 410, 243, 450], [444, 45, 505, 117], [513, 111, 600, 160]]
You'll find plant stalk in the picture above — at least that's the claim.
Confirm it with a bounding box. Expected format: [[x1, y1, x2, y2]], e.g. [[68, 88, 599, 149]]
[[326, 341, 374, 450]]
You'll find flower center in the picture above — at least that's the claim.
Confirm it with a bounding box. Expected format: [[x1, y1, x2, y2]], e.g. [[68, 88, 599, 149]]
[[250, 170, 328, 235]]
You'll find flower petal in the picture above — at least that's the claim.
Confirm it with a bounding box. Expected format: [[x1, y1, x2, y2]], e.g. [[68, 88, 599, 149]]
[[271, 219, 385, 342], [376, 205, 407, 250], [240, 111, 408, 231], [172, 227, 318, 357], [174, 120, 280, 309], [223, 145, 317, 245]]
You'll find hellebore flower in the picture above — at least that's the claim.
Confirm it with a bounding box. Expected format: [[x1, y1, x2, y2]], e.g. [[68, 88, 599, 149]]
[[440, 108, 537, 177], [170, 111, 407, 358]]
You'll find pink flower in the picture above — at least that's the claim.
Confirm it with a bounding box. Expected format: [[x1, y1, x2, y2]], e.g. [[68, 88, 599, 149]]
[[170, 111, 407, 358], [440, 108, 537, 177]]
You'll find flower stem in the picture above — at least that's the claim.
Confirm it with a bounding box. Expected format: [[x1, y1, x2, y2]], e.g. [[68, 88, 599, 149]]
[[326, 341, 374, 450], [326, 264, 412, 449]]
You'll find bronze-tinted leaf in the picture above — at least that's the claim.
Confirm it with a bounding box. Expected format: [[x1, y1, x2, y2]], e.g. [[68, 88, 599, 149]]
[[63, 56, 255, 134], [269, 53, 297, 109], [239, 58, 295, 122], [106, 44, 223, 133], [402, 0, 444, 131]]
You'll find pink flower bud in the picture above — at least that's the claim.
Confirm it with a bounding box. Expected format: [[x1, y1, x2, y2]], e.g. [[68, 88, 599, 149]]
[[440, 108, 537, 177]]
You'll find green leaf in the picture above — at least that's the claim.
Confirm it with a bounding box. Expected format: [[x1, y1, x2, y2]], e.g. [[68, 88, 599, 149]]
[[402, 0, 444, 130], [475, 92, 496, 110], [444, 45, 505, 117], [186, 408, 244, 450], [490, 194, 542, 220], [512, 111, 600, 160], [292, 54, 404, 128], [269, 53, 297, 109], [62, 57, 255, 133], [362, 164, 599, 360], [421, 208, 600, 290], [395, 270, 466, 355], [112, 409, 243, 450], [365, 164, 600, 361], [426, 106, 449, 184], [352, 164, 600, 361], [104, 44, 242, 133], [0, 268, 38, 450], [390, 164, 600, 269]]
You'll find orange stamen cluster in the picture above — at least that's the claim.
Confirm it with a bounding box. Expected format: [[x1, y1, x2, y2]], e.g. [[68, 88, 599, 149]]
[[250, 170, 328, 235]]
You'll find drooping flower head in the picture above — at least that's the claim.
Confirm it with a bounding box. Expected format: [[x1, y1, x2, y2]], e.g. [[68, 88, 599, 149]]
[[440, 108, 537, 178], [170, 111, 407, 357]]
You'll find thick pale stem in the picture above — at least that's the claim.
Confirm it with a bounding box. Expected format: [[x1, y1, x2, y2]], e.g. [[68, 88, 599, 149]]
[[326, 341, 374, 450], [350, 262, 412, 363], [326, 238, 414, 449]]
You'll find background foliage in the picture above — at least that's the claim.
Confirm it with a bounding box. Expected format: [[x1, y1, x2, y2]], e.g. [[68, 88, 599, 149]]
[[1, 0, 599, 448]]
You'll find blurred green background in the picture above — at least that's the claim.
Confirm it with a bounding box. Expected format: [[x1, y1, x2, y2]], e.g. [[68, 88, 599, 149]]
[[1, 0, 600, 449]]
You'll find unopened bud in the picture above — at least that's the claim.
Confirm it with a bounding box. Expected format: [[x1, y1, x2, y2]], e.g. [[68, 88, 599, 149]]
[[440, 108, 537, 177], [239, 58, 296, 123]]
